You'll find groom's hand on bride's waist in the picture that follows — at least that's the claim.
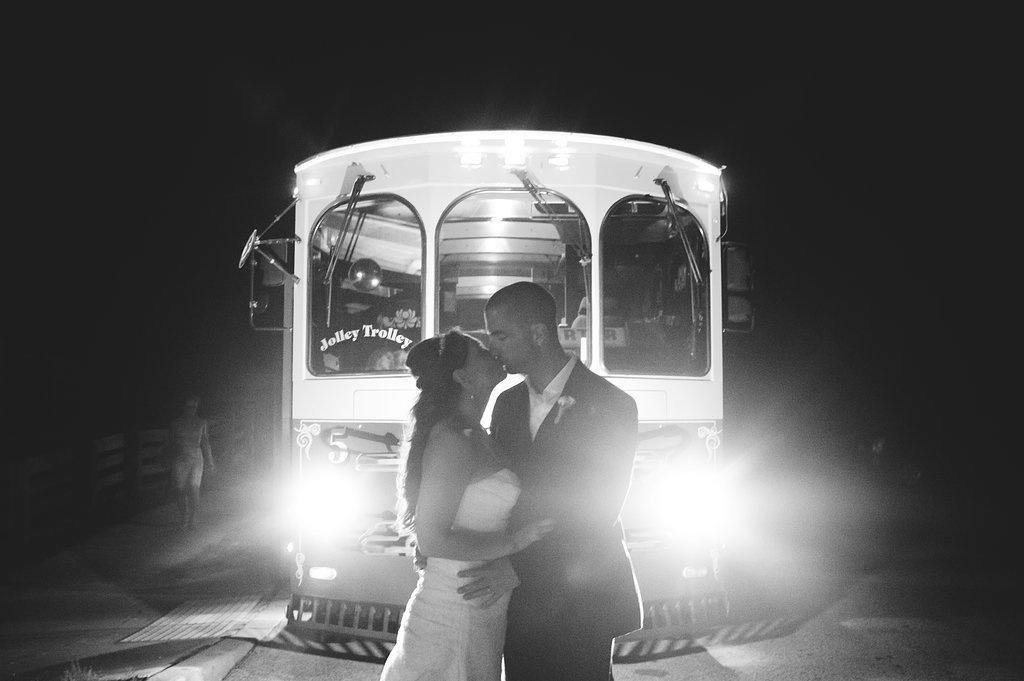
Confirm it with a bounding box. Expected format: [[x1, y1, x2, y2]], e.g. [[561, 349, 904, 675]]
[[457, 559, 520, 608]]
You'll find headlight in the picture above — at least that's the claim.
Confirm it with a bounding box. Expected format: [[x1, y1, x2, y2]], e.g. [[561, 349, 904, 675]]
[[634, 457, 735, 544], [286, 470, 366, 541]]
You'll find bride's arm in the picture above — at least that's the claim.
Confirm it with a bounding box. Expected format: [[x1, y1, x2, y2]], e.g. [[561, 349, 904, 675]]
[[414, 423, 550, 562]]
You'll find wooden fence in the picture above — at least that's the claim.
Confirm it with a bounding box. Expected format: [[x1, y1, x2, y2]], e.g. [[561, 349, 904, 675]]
[[1, 404, 263, 565], [90, 429, 172, 523], [0, 430, 172, 561]]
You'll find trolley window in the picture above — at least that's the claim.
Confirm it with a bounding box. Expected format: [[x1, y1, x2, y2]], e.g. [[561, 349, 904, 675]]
[[600, 197, 710, 376], [308, 194, 424, 375], [436, 188, 591, 353]]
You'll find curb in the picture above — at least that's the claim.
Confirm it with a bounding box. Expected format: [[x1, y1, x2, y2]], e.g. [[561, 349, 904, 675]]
[[146, 590, 289, 681], [148, 639, 255, 681]]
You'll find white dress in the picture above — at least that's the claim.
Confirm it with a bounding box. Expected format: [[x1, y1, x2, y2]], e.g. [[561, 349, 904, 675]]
[[380, 468, 520, 681]]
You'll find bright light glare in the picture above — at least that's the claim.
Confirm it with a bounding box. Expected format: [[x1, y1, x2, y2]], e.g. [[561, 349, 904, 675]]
[[640, 461, 736, 542], [457, 138, 484, 168], [308, 566, 338, 581], [487, 198, 525, 220], [695, 176, 715, 193], [502, 153, 527, 167], [286, 472, 365, 540]]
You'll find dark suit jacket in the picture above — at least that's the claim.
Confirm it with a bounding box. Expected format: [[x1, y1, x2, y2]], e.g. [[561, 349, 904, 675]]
[[491, 359, 643, 639]]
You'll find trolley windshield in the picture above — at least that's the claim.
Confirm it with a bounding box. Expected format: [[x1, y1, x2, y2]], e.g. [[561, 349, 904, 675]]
[[598, 196, 710, 376], [436, 188, 591, 351], [307, 194, 424, 375]]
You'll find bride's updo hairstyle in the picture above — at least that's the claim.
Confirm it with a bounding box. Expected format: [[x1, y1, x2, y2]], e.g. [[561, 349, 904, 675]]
[[396, 328, 475, 536]]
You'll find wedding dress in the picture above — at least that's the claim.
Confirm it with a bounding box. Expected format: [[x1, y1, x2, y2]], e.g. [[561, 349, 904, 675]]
[[380, 467, 520, 681]]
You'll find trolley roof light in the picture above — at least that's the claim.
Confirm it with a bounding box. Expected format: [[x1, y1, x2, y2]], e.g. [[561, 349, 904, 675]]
[[295, 131, 722, 177]]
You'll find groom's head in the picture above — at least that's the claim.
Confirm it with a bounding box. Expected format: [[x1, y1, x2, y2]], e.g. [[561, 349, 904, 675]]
[[484, 281, 561, 375]]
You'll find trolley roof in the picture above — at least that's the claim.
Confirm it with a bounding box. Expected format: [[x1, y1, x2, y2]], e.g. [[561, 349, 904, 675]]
[[295, 130, 721, 176]]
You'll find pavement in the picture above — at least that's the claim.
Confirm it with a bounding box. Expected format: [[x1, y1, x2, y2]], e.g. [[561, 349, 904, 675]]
[[1, 465, 291, 681]]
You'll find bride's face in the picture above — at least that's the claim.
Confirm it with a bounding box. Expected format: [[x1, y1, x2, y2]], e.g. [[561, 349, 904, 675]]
[[463, 341, 507, 400]]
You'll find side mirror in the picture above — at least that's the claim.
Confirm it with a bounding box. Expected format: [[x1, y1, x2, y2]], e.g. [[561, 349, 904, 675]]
[[237, 200, 301, 332], [259, 251, 288, 287], [252, 290, 271, 315], [722, 242, 754, 333]]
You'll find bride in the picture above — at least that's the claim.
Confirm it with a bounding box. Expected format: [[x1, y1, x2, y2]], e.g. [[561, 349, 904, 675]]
[[380, 328, 553, 681]]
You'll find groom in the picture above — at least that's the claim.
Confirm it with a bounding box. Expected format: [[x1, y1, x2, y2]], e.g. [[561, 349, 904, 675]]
[[459, 281, 642, 680]]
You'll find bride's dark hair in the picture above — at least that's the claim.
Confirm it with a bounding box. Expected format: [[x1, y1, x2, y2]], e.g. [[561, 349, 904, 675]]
[[395, 328, 476, 536]]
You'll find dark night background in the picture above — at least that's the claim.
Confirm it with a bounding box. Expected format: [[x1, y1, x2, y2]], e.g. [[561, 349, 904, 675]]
[[10, 39, 1009, 506]]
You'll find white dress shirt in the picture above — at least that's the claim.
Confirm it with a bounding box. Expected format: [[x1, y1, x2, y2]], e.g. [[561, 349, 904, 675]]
[[528, 354, 577, 439]]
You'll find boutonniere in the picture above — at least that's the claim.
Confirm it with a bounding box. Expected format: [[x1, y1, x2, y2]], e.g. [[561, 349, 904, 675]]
[[554, 395, 576, 424]]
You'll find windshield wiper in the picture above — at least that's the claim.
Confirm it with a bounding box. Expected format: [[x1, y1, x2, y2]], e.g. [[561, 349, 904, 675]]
[[512, 167, 593, 312], [323, 174, 375, 285], [655, 178, 705, 287], [322, 174, 374, 326]]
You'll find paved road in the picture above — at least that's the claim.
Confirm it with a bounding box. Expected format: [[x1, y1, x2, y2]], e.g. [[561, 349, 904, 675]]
[[225, 465, 1024, 680], [1, 467, 288, 680], [5, 451, 1020, 680]]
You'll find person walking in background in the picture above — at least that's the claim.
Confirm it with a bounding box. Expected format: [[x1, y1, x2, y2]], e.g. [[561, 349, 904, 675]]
[[168, 394, 215, 530], [380, 329, 554, 681], [459, 281, 643, 680]]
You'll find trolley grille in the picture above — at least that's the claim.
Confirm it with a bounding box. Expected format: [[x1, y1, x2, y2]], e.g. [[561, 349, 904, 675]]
[[286, 591, 728, 644], [286, 595, 404, 641]]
